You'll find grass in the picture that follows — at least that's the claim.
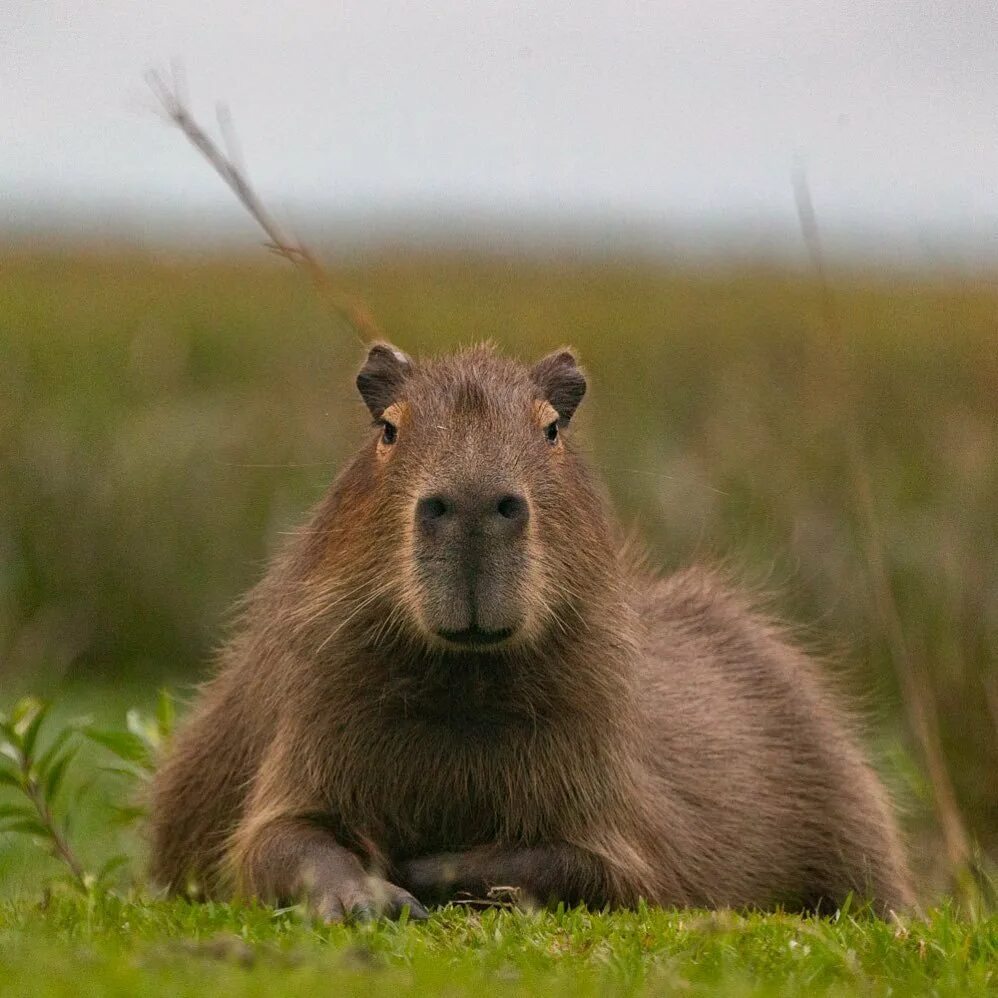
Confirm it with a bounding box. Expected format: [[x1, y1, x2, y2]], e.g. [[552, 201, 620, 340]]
[[1, 245, 996, 993], [1, 893, 994, 997]]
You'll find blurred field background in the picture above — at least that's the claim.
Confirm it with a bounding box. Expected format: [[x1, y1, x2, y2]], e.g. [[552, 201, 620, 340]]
[[0, 245, 995, 903]]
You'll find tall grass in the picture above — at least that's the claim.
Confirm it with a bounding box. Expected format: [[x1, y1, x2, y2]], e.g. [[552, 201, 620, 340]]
[[1, 247, 995, 898]]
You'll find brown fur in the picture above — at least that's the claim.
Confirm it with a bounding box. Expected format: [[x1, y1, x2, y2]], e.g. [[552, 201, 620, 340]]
[[149, 343, 913, 918]]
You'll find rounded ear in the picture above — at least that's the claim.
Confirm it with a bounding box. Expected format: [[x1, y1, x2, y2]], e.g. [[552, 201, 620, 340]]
[[530, 349, 586, 424], [356, 342, 412, 418]]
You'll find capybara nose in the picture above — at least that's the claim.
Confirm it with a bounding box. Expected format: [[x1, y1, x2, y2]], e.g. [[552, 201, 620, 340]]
[[415, 494, 452, 531], [415, 490, 529, 540], [494, 493, 529, 531]]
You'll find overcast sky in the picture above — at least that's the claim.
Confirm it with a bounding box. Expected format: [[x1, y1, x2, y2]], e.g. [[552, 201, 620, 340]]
[[4, 2, 998, 258]]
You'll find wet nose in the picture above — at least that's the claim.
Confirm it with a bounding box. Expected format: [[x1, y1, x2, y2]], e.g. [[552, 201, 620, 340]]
[[415, 490, 529, 539]]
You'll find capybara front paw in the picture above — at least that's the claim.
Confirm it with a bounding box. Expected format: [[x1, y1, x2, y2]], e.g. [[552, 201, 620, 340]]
[[314, 876, 428, 923]]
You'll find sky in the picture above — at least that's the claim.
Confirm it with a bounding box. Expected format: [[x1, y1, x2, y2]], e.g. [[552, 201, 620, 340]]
[[4, 2, 998, 260]]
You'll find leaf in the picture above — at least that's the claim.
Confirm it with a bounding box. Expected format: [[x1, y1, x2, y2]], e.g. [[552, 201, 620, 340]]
[[0, 817, 52, 839], [0, 766, 21, 789], [109, 804, 147, 826], [99, 764, 145, 781], [0, 803, 36, 822], [82, 728, 151, 766], [33, 727, 75, 781], [126, 709, 151, 742], [96, 854, 131, 883], [156, 689, 176, 741], [52, 869, 92, 893], [43, 747, 78, 801], [20, 701, 50, 762], [11, 696, 42, 730], [0, 721, 19, 751], [125, 709, 163, 766]]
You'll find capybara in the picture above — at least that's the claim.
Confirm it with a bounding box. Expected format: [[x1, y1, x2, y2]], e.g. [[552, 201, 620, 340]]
[[149, 342, 913, 919]]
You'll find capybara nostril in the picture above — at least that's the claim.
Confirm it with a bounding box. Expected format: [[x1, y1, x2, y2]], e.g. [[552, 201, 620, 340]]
[[495, 493, 528, 525], [415, 494, 451, 531]]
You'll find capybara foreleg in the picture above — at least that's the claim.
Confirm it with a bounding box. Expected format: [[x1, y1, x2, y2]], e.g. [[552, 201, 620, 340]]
[[232, 816, 428, 922]]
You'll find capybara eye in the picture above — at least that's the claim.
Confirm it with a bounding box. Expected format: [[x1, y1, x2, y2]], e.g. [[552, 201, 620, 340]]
[[545, 420, 559, 445], [380, 420, 398, 446]]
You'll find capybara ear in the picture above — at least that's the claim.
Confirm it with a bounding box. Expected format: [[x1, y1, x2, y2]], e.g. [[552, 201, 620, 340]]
[[356, 343, 413, 418], [531, 349, 587, 424]]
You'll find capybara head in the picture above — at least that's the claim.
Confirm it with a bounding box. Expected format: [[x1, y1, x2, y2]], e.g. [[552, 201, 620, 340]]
[[334, 342, 614, 654]]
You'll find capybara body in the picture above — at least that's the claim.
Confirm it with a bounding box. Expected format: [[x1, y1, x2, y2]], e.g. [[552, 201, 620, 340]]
[[149, 343, 913, 918]]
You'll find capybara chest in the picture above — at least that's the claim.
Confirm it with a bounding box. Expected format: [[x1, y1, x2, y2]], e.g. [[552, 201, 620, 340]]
[[327, 712, 589, 858]]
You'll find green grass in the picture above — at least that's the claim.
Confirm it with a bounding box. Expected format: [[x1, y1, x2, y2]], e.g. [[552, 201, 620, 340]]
[[1, 893, 994, 997]]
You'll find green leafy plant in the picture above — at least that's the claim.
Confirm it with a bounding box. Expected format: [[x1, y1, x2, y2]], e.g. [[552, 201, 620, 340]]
[[0, 697, 91, 890], [84, 689, 175, 783], [0, 691, 176, 892], [82, 689, 176, 829]]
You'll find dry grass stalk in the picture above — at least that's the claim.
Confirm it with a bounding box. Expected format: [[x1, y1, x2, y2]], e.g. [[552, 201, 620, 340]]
[[852, 465, 972, 877], [147, 68, 380, 344], [792, 166, 973, 896]]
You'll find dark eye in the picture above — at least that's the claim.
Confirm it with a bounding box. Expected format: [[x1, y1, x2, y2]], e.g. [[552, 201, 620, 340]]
[[545, 420, 559, 445], [380, 420, 398, 446]]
